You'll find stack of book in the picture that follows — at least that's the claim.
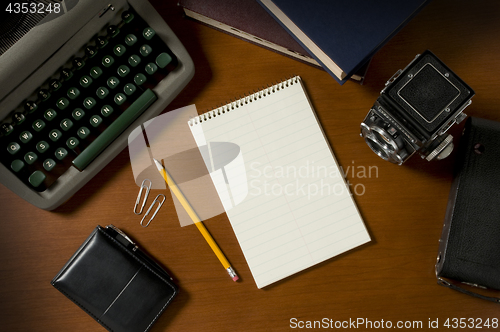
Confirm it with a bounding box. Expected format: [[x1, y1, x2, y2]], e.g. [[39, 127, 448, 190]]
[[179, 0, 430, 85]]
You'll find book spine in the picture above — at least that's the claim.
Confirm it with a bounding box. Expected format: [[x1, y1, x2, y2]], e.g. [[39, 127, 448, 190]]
[[188, 76, 301, 126]]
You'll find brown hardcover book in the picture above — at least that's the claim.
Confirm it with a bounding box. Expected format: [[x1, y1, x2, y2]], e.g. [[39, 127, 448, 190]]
[[178, 0, 367, 82]]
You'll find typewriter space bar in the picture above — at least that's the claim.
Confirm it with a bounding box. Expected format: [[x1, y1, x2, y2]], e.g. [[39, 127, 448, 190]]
[[72, 89, 157, 171]]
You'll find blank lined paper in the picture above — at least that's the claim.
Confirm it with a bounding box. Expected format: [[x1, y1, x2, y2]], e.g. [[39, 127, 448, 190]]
[[189, 76, 370, 288]]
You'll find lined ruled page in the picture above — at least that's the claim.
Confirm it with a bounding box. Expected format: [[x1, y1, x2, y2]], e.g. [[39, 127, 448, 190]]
[[189, 77, 370, 288]]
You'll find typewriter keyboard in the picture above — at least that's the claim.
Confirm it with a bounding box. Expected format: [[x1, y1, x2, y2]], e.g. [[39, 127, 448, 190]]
[[0, 9, 178, 191]]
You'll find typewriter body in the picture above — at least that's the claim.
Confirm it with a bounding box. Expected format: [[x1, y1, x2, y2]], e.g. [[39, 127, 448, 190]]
[[0, 0, 194, 209]]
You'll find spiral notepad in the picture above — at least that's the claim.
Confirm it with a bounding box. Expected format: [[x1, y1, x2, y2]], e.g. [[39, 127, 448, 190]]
[[189, 76, 370, 288]]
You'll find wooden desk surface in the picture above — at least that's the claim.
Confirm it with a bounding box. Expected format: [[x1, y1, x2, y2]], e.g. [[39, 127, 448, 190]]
[[1, 0, 500, 331]]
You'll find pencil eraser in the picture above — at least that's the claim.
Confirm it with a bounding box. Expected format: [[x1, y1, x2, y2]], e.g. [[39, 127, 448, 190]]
[[232, 275, 239, 282]]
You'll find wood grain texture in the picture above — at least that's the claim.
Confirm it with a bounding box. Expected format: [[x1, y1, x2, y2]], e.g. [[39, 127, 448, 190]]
[[1, 0, 500, 331]]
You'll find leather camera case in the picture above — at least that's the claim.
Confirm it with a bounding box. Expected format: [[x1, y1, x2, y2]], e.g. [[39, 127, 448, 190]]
[[436, 117, 500, 302]]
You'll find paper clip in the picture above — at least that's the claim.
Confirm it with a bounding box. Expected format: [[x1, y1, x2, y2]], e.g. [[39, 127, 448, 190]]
[[134, 179, 152, 215], [140, 194, 166, 227]]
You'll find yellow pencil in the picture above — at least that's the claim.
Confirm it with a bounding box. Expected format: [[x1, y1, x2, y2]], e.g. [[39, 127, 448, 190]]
[[153, 158, 239, 281]]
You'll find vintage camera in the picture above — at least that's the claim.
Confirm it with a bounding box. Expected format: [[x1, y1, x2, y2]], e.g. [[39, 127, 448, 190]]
[[360, 50, 474, 165]]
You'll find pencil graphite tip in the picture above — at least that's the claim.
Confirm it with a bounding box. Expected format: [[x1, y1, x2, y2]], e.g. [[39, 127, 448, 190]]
[[153, 158, 162, 170]]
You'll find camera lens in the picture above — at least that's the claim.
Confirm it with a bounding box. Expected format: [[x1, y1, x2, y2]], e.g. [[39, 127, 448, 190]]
[[365, 135, 391, 160], [361, 125, 404, 165], [361, 124, 393, 161], [372, 131, 395, 152]]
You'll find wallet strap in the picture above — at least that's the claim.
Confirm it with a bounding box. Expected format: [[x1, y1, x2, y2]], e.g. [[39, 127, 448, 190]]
[[438, 277, 500, 303]]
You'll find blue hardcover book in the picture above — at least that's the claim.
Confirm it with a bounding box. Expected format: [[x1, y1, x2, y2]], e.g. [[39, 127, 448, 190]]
[[257, 0, 431, 85]]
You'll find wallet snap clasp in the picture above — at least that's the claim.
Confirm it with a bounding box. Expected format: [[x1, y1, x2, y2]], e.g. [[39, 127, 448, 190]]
[[106, 225, 138, 250]]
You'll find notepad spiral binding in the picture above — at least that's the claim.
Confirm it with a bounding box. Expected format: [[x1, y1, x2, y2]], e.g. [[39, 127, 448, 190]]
[[188, 76, 301, 126]]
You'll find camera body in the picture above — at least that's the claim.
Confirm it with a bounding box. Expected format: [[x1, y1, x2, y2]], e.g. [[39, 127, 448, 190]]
[[361, 50, 475, 165]]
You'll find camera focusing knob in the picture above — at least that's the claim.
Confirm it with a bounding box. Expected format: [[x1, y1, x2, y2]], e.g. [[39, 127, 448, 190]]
[[426, 134, 454, 161]]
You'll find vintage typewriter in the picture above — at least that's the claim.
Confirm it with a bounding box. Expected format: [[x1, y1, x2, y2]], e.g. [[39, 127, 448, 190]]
[[0, 0, 194, 209]]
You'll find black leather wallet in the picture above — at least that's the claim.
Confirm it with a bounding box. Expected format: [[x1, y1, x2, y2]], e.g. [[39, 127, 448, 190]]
[[436, 117, 500, 302], [51, 225, 178, 331]]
